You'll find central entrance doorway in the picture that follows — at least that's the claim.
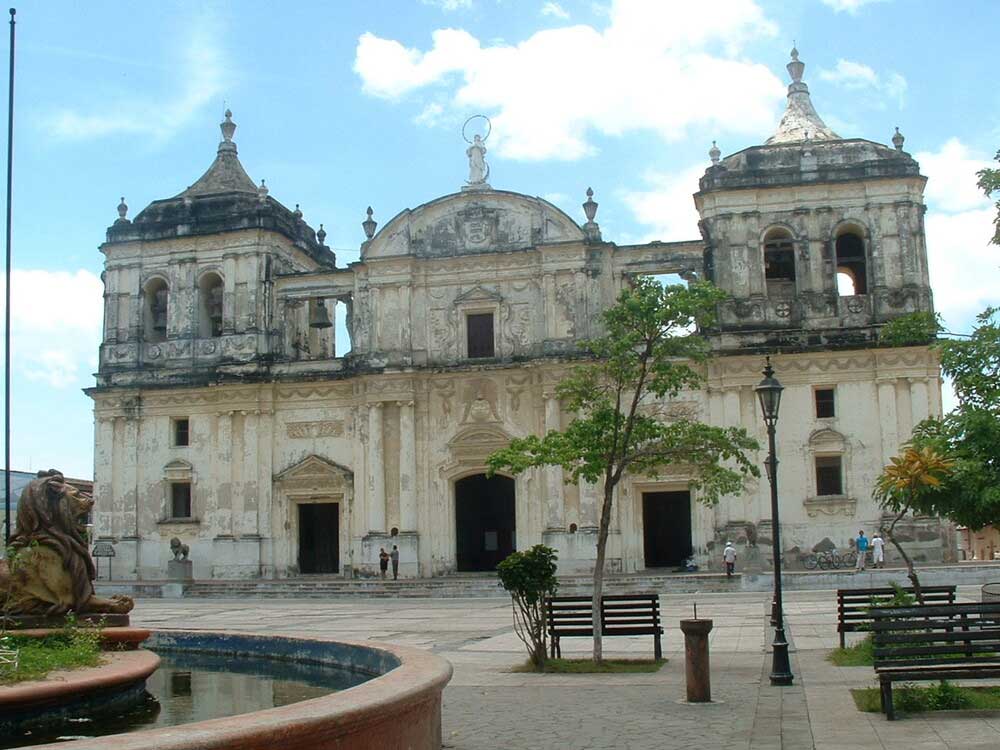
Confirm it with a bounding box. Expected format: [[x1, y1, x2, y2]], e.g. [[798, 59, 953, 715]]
[[298, 502, 339, 574], [455, 474, 516, 571], [642, 491, 692, 569]]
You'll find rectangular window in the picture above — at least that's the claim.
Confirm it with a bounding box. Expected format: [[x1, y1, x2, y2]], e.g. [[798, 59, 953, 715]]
[[815, 456, 843, 496], [173, 418, 190, 447], [815, 388, 835, 419], [466, 313, 495, 359], [171, 482, 192, 518]]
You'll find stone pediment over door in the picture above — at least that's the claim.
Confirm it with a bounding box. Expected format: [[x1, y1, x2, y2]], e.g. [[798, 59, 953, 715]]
[[274, 454, 353, 499], [441, 425, 513, 477], [454, 285, 502, 305]]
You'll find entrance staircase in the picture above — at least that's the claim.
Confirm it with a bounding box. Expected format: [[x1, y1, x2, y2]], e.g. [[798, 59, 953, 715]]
[[180, 571, 741, 599]]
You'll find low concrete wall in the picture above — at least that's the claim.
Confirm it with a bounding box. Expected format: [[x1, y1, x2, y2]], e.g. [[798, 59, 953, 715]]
[[32, 631, 453, 750], [740, 562, 1000, 593]]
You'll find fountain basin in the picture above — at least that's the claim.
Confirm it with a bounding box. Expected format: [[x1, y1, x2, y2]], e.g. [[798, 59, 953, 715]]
[[28, 630, 452, 750]]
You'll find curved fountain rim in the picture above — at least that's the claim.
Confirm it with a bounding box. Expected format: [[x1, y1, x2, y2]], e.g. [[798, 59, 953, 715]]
[[31, 629, 453, 750]]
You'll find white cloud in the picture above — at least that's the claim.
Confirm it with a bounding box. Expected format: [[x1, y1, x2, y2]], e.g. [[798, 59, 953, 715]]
[[917, 138, 992, 214], [820, 0, 886, 12], [47, 24, 225, 142], [620, 164, 706, 242], [414, 102, 446, 127], [541, 2, 571, 19], [818, 58, 907, 107], [916, 139, 999, 334], [354, 0, 783, 161], [421, 0, 474, 10], [0, 269, 104, 389]]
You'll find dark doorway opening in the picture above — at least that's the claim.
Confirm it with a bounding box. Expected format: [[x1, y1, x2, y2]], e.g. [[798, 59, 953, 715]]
[[642, 491, 692, 568], [455, 474, 516, 571], [298, 503, 339, 574]]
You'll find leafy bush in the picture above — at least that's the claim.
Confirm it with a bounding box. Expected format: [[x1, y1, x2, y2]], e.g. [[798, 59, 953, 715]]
[[926, 680, 971, 710], [879, 311, 942, 347], [497, 545, 558, 670]]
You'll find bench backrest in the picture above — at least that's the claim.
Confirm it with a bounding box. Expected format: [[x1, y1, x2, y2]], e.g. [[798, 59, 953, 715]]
[[871, 601, 1000, 668], [837, 586, 956, 628], [545, 594, 660, 632]]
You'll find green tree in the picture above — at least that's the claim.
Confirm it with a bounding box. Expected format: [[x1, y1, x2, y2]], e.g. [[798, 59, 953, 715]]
[[879, 311, 943, 347], [908, 308, 1000, 531], [496, 545, 559, 670], [873, 445, 955, 603], [977, 149, 1000, 246], [487, 277, 759, 663]]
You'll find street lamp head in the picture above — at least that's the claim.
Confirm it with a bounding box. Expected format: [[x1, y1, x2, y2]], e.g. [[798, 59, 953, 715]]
[[755, 356, 784, 427]]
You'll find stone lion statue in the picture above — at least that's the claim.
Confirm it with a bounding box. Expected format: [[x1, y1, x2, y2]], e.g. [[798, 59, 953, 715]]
[[0, 470, 133, 616]]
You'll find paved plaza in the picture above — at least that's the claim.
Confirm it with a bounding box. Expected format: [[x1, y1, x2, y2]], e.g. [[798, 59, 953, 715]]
[[130, 587, 1000, 749]]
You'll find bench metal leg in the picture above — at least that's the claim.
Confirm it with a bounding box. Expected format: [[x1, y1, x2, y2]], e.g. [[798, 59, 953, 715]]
[[881, 679, 895, 721], [654, 632, 662, 661], [839, 630, 845, 649]]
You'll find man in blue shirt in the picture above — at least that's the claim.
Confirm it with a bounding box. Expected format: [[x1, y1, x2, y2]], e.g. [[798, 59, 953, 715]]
[[855, 530, 869, 572]]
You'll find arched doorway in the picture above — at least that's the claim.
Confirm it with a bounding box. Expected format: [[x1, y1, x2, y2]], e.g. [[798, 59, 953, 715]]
[[455, 474, 516, 571]]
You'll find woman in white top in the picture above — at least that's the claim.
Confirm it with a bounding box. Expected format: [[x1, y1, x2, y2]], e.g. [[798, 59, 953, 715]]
[[871, 533, 885, 568]]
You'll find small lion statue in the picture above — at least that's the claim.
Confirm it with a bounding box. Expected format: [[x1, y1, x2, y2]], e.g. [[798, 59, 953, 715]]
[[0, 470, 133, 616], [170, 537, 189, 561]]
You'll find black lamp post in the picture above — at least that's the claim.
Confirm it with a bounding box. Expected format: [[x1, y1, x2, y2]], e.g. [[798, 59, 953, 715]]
[[756, 356, 793, 686]]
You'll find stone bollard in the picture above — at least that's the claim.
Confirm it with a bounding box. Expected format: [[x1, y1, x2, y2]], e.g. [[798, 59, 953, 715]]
[[679, 618, 714, 702]]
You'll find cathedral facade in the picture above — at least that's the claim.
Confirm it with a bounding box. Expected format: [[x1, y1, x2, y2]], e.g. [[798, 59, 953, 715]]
[[88, 51, 948, 580]]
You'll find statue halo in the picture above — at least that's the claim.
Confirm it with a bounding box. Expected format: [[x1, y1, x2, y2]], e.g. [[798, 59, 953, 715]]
[[462, 114, 492, 145]]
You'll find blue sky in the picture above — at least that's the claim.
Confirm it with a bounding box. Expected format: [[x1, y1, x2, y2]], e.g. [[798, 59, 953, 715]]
[[2, 0, 998, 478]]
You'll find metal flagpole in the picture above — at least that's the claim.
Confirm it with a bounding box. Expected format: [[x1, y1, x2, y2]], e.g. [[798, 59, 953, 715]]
[[4, 8, 15, 546]]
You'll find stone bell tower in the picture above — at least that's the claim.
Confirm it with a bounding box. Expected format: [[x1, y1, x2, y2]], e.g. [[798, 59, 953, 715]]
[[695, 48, 934, 353]]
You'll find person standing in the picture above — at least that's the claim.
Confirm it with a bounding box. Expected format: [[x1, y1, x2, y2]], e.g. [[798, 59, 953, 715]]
[[723, 541, 737, 578], [871, 533, 885, 569], [855, 530, 869, 572], [390, 545, 400, 580], [378, 547, 389, 579]]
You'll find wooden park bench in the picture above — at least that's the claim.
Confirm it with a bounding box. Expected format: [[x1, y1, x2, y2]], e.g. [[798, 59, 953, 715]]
[[871, 601, 1000, 720], [837, 585, 956, 648], [545, 594, 663, 660]]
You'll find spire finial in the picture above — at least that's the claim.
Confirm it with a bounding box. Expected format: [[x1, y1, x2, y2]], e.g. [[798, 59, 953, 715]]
[[218, 109, 237, 153], [787, 46, 805, 84], [317, 223, 327, 246], [709, 140, 721, 165], [293, 203, 303, 221], [257, 179, 268, 202], [892, 126, 905, 151], [362, 206, 378, 240], [116, 196, 129, 223]]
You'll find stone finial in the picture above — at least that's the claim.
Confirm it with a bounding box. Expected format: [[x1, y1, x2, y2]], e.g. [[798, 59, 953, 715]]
[[257, 179, 268, 201], [116, 196, 129, 223], [582, 187, 601, 242], [709, 140, 721, 165], [317, 224, 327, 246], [787, 45, 804, 84], [583, 187, 598, 223], [362, 206, 377, 240], [293, 203, 303, 221], [892, 126, 905, 151], [221, 109, 236, 142]]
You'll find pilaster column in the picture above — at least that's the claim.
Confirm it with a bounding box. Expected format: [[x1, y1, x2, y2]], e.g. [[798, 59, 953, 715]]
[[579, 479, 600, 530], [877, 379, 899, 463], [398, 400, 417, 531], [367, 402, 386, 533], [909, 378, 929, 432], [544, 393, 565, 530], [217, 411, 234, 537]]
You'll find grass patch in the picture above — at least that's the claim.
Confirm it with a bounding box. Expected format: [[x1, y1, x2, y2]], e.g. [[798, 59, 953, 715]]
[[0, 629, 103, 685], [852, 681, 1000, 713], [828, 635, 874, 666], [513, 658, 666, 674]]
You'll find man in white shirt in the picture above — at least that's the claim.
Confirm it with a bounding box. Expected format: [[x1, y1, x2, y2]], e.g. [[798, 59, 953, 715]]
[[723, 541, 737, 578], [871, 533, 885, 569]]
